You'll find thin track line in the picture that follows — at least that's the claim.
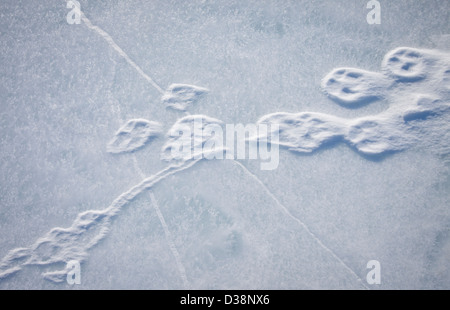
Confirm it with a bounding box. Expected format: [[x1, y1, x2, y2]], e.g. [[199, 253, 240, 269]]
[[131, 157, 189, 288], [149, 192, 189, 288], [101, 24, 188, 287], [66, 0, 164, 94], [233, 160, 369, 290]]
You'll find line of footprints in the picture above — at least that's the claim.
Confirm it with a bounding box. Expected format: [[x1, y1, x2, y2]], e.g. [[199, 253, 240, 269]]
[[109, 47, 450, 158], [0, 47, 449, 283]]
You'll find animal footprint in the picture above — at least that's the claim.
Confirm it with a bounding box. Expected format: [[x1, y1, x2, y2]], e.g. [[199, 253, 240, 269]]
[[161, 115, 224, 162], [256, 112, 346, 153], [2, 46, 449, 285], [346, 117, 406, 155], [162, 84, 209, 111], [322, 68, 389, 106], [107, 119, 162, 154], [382, 47, 427, 82]]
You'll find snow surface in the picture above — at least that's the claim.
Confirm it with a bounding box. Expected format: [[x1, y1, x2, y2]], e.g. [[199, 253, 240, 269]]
[[0, 0, 449, 289], [162, 84, 209, 111], [107, 119, 162, 154]]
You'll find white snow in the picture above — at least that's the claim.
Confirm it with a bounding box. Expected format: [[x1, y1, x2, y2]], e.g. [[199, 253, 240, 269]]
[[107, 119, 162, 154], [0, 0, 449, 289], [162, 84, 209, 111]]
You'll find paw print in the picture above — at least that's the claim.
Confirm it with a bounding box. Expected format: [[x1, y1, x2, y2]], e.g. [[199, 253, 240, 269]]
[[107, 119, 162, 154], [382, 47, 427, 81], [106, 84, 210, 155], [265, 47, 450, 156], [257, 112, 346, 153], [2, 46, 449, 284], [162, 84, 209, 111], [322, 68, 388, 105]]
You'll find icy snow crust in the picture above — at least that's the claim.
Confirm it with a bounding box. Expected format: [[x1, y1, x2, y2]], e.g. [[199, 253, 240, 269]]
[[2, 44, 449, 286], [261, 47, 450, 155], [1, 0, 450, 289], [107, 119, 162, 154]]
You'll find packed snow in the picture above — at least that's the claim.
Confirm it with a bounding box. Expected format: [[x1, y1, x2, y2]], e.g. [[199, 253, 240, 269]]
[[0, 0, 449, 289]]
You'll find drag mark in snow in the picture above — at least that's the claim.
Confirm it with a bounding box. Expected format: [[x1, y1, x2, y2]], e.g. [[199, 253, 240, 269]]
[[100, 28, 190, 286], [130, 157, 189, 289], [233, 160, 370, 290], [67, 1, 208, 112], [0, 159, 200, 282], [2, 43, 449, 286], [149, 193, 189, 289], [64, 0, 164, 94]]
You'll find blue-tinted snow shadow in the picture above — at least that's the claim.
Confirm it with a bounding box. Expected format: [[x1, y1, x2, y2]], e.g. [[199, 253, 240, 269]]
[[275, 137, 399, 163], [327, 95, 384, 110]]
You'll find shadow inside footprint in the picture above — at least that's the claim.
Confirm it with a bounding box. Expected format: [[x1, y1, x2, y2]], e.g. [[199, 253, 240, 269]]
[[382, 47, 428, 82], [322, 67, 389, 107], [107, 119, 162, 154]]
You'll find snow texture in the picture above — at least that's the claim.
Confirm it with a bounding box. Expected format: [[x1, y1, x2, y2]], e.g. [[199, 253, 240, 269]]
[[2, 45, 448, 285], [257, 47, 450, 156], [107, 119, 162, 154], [162, 84, 209, 111], [161, 114, 224, 162], [1, 0, 450, 290]]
